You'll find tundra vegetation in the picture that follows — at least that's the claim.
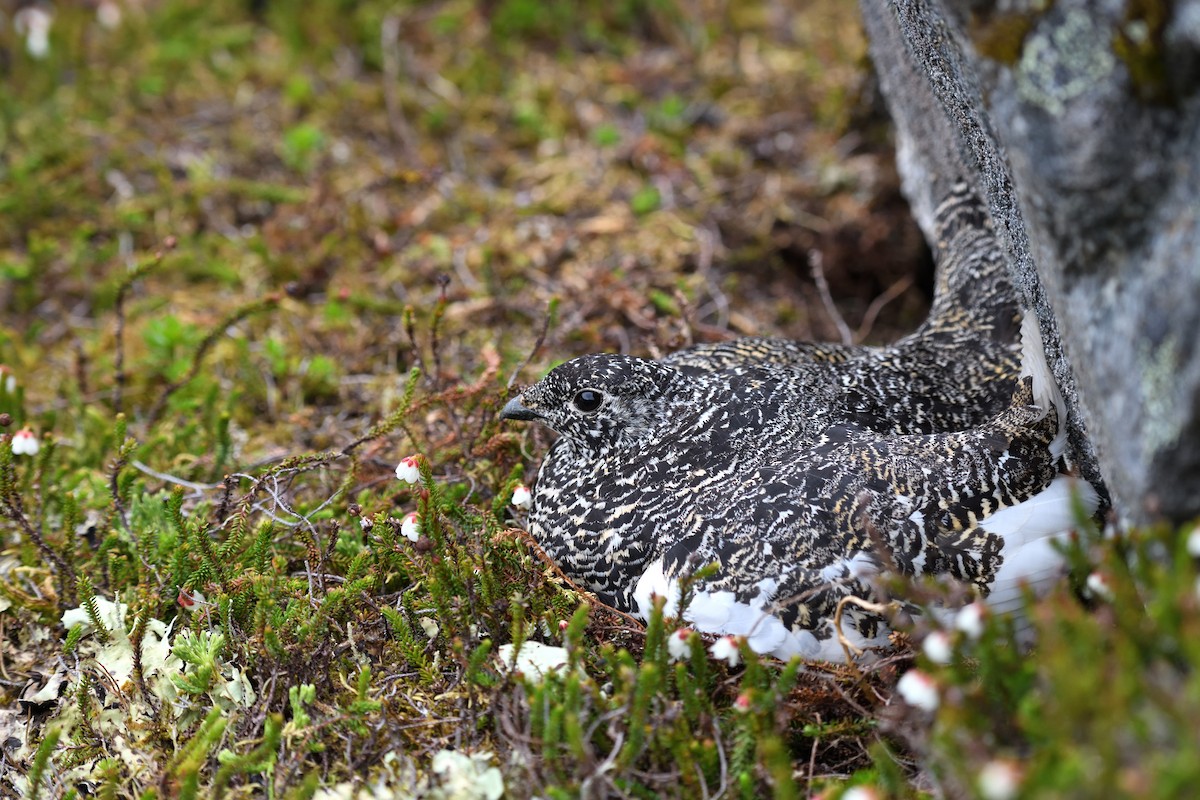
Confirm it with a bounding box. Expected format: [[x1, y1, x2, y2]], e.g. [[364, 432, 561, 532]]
[[1, 1, 1197, 798]]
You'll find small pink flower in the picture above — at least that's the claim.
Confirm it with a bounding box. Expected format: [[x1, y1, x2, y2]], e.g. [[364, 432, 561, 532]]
[[1086, 571, 1114, 602], [11, 428, 39, 456], [733, 692, 752, 713], [400, 511, 420, 542], [842, 787, 882, 800], [896, 668, 939, 712], [978, 759, 1022, 800], [1187, 528, 1200, 558], [96, 1, 122, 30], [667, 628, 692, 662], [922, 630, 953, 664], [395, 455, 421, 484], [511, 484, 532, 510], [709, 635, 741, 667], [954, 601, 987, 640], [14, 6, 52, 59]]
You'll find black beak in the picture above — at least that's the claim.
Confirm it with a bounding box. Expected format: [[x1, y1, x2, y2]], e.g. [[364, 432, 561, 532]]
[[500, 397, 540, 421]]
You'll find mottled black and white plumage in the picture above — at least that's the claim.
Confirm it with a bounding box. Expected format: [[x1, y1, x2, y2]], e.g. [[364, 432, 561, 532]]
[[665, 184, 1023, 435], [502, 185, 1098, 660], [633, 359, 1092, 659], [502, 354, 843, 609]]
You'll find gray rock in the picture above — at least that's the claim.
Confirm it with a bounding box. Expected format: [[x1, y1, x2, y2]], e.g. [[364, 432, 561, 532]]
[[860, 0, 1200, 523]]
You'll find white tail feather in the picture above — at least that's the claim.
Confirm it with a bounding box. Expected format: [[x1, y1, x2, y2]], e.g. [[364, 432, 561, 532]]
[[986, 536, 1071, 613], [633, 558, 679, 619], [1019, 313, 1068, 460], [986, 475, 1100, 612]]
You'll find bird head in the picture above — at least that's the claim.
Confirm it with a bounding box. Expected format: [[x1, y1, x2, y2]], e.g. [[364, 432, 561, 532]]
[[501, 354, 684, 455]]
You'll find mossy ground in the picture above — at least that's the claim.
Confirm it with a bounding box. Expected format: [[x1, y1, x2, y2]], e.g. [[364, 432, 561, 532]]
[[1, 2, 1198, 799]]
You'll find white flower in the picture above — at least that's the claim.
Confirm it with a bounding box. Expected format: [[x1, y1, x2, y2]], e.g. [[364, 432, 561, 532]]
[[496, 641, 570, 681], [667, 628, 692, 662], [11, 428, 39, 456], [954, 601, 987, 640], [14, 6, 53, 59], [511, 484, 532, 510], [978, 759, 1022, 800], [395, 455, 421, 484], [1186, 527, 1200, 557], [430, 749, 504, 800], [895, 669, 939, 712], [709, 635, 741, 667], [0, 365, 15, 394], [1086, 571, 1114, 602], [922, 630, 953, 665], [400, 512, 420, 542], [842, 787, 882, 800], [97, 1, 122, 30]]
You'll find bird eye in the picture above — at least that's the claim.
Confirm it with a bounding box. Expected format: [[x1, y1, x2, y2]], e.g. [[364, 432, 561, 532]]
[[573, 389, 603, 413]]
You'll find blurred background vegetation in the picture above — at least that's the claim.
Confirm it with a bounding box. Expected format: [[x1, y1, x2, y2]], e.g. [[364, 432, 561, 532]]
[[1, 1, 1198, 798]]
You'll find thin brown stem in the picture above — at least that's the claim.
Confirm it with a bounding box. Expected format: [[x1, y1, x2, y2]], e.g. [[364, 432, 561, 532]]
[[809, 249, 853, 346]]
